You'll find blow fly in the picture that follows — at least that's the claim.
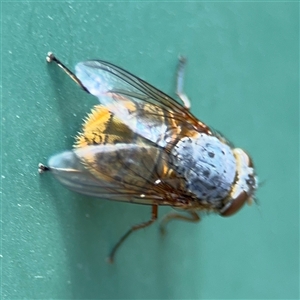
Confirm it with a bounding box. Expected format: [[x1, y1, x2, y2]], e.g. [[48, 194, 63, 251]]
[[39, 52, 257, 262]]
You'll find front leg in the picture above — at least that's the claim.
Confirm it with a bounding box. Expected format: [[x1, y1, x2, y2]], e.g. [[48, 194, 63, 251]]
[[159, 210, 200, 235]]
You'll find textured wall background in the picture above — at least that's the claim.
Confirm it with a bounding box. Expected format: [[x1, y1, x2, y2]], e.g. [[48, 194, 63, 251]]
[[2, 2, 299, 299]]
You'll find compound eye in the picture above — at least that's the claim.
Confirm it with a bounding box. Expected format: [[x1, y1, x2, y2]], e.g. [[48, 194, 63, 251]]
[[220, 191, 249, 217]]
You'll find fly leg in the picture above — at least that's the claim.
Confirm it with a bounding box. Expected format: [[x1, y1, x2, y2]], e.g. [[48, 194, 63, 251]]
[[108, 204, 158, 263], [159, 210, 200, 235], [176, 56, 191, 109], [46, 52, 89, 93]]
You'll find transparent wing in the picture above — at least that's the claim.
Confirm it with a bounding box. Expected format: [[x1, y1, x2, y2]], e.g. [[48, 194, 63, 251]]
[[48, 144, 187, 206], [75, 60, 210, 146]]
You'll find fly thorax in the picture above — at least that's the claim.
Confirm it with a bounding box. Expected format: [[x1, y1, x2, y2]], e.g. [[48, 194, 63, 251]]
[[170, 133, 236, 204]]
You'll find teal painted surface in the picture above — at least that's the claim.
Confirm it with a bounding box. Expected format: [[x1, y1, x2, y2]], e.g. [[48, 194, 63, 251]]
[[2, 2, 299, 299]]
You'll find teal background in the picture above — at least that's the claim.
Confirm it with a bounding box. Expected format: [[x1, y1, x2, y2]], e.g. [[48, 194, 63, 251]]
[[2, 2, 299, 299]]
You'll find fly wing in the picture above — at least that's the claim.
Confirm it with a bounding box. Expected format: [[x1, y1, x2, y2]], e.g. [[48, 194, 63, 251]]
[[75, 60, 210, 147], [48, 143, 184, 206]]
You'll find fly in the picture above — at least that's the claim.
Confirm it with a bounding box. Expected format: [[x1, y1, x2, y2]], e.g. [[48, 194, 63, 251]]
[[39, 52, 257, 262]]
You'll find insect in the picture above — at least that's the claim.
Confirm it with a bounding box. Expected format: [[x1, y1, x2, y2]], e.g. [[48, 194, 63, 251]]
[[39, 52, 257, 262]]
